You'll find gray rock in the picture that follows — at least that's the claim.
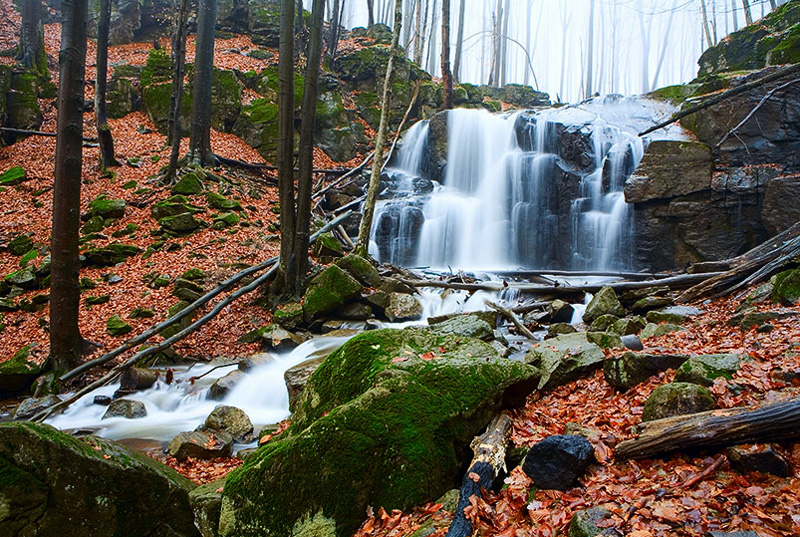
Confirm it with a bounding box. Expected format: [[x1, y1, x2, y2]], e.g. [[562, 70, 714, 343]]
[[624, 141, 712, 203], [763, 174, 800, 234], [727, 444, 791, 477], [430, 314, 493, 340], [548, 299, 575, 323], [610, 316, 646, 336], [731, 309, 796, 330], [521, 435, 594, 491], [674, 354, 744, 387], [260, 324, 304, 351], [103, 399, 147, 419], [646, 306, 704, 325], [208, 370, 244, 400], [190, 479, 224, 537], [631, 296, 673, 313], [204, 405, 253, 442], [119, 367, 159, 391], [642, 382, 716, 422], [237, 353, 274, 372], [168, 430, 233, 461], [621, 335, 644, 351], [172, 278, 205, 302], [284, 356, 324, 412], [604, 352, 689, 390], [526, 333, 606, 391], [13, 395, 62, 420], [640, 322, 685, 339], [567, 507, 612, 537], [385, 293, 423, 322], [547, 322, 578, 338], [589, 314, 620, 332], [334, 302, 374, 321], [583, 287, 624, 324]]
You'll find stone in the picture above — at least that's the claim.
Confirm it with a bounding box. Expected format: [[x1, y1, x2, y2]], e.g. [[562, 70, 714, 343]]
[[609, 317, 646, 336], [385, 292, 423, 322], [7, 234, 34, 256], [219, 326, 538, 537], [0, 166, 28, 186], [772, 269, 800, 306], [674, 354, 744, 387], [213, 212, 240, 229], [181, 268, 207, 282], [731, 309, 796, 330], [763, 175, 800, 234], [588, 314, 619, 332], [547, 323, 578, 338], [204, 405, 254, 442], [237, 353, 274, 372], [0, 422, 198, 537], [336, 254, 382, 287], [624, 141, 713, 203], [190, 479, 225, 537], [86, 243, 142, 265], [312, 231, 344, 259], [727, 444, 791, 477], [119, 367, 159, 391], [171, 173, 204, 195], [525, 333, 606, 391], [206, 191, 243, 211], [642, 382, 716, 422], [258, 324, 304, 351], [168, 430, 234, 461], [82, 215, 107, 234], [334, 302, 374, 321], [603, 351, 689, 390], [583, 287, 624, 324], [619, 286, 671, 307], [548, 299, 575, 323], [209, 370, 244, 400], [159, 213, 202, 234], [85, 294, 110, 306], [102, 399, 147, 419], [107, 314, 133, 336], [94, 395, 112, 406], [430, 314, 493, 340], [273, 301, 304, 330], [640, 322, 685, 339], [173, 277, 205, 302], [631, 296, 673, 313], [521, 435, 594, 491], [284, 356, 325, 412], [646, 306, 704, 325], [302, 265, 364, 323], [151, 195, 202, 220], [567, 507, 612, 537], [88, 195, 126, 219], [4, 265, 38, 289], [0, 345, 43, 396], [621, 335, 644, 351], [13, 395, 62, 420]]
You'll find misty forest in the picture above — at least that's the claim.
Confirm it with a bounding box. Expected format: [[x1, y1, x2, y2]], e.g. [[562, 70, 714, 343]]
[[3, 0, 800, 536]]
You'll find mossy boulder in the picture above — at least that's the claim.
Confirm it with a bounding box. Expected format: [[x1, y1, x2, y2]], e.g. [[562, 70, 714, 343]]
[[232, 98, 280, 161], [603, 352, 690, 391], [107, 314, 133, 336], [0, 345, 43, 396], [301, 265, 363, 323], [4, 265, 38, 289], [248, 0, 282, 46], [86, 243, 142, 265], [429, 315, 493, 341], [312, 231, 344, 259], [168, 430, 234, 461], [525, 332, 615, 391], [88, 195, 126, 219], [7, 234, 33, 256], [646, 306, 703, 325], [640, 322, 685, 339], [173, 278, 205, 302], [107, 74, 140, 119], [159, 213, 202, 234], [207, 192, 243, 211], [151, 195, 203, 220], [82, 215, 106, 234], [673, 354, 745, 387], [0, 422, 199, 536], [0, 166, 28, 186], [171, 173, 205, 196], [335, 254, 381, 287], [274, 301, 304, 330], [142, 81, 192, 135], [772, 268, 800, 306], [582, 287, 624, 324], [8, 72, 43, 132], [190, 479, 225, 537], [642, 382, 716, 422], [219, 327, 538, 537], [213, 212, 240, 229]]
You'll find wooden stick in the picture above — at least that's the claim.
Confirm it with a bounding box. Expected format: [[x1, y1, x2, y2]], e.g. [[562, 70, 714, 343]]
[[312, 150, 375, 201], [680, 455, 726, 489], [0, 126, 98, 142], [717, 78, 800, 147], [486, 301, 537, 340]]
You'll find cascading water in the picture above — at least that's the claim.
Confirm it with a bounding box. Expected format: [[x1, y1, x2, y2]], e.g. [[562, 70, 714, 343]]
[[370, 96, 656, 271]]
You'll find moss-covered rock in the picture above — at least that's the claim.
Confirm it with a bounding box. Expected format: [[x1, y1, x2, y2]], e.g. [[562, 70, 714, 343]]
[[642, 382, 716, 422], [0, 166, 28, 186], [4, 265, 38, 289], [583, 287, 624, 324], [219, 327, 538, 537], [248, 0, 282, 46], [0, 422, 198, 536], [159, 212, 202, 234], [312, 231, 344, 259], [88, 194, 126, 219], [588, 314, 620, 332], [302, 265, 363, 323], [107, 314, 133, 336], [8, 72, 42, 132], [172, 173, 205, 196], [151, 195, 203, 220], [525, 332, 607, 391], [603, 352, 689, 390], [232, 98, 280, 161], [173, 278, 205, 302], [640, 322, 685, 339], [646, 306, 703, 325], [190, 479, 225, 537], [142, 81, 192, 135], [274, 301, 304, 330], [7, 234, 33, 256], [207, 192, 243, 211], [673, 354, 745, 386], [335, 254, 381, 287], [213, 212, 240, 229], [429, 314, 493, 341], [107, 73, 140, 119], [567, 507, 611, 537], [82, 215, 106, 234], [771, 268, 800, 305], [86, 243, 142, 266], [0, 345, 43, 396]]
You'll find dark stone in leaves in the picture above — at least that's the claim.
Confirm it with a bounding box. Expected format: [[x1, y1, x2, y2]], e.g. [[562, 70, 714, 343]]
[[522, 435, 594, 491], [728, 444, 792, 477]]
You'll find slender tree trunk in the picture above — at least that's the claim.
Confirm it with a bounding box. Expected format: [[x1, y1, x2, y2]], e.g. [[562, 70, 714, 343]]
[[499, 0, 509, 86], [639, 7, 650, 93], [741, 0, 753, 25], [356, 0, 402, 257], [559, 4, 569, 101], [295, 0, 305, 61], [366, 0, 375, 26], [414, 0, 426, 65], [51, 0, 88, 371], [188, 0, 218, 166], [328, 0, 340, 59], [585, 0, 595, 98], [426, 0, 438, 74], [700, 0, 714, 48], [275, 0, 297, 297], [731, 0, 739, 31], [651, 2, 676, 90], [18, 0, 47, 76], [452, 0, 465, 82], [95, 0, 116, 171], [441, 0, 452, 108], [292, 0, 325, 292], [167, 0, 189, 181], [523, 0, 532, 86]]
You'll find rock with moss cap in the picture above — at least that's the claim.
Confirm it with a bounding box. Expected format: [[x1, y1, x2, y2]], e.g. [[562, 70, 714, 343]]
[[772, 268, 800, 306], [335, 254, 381, 287], [673, 354, 745, 387], [525, 332, 615, 391], [0, 166, 28, 186], [159, 212, 202, 234], [213, 212, 240, 229], [0, 421, 198, 536], [88, 195, 126, 219], [171, 173, 205, 196], [107, 314, 133, 336], [583, 287, 624, 324], [219, 326, 539, 537], [312, 231, 344, 259], [86, 243, 142, 266], [190, 478, 226, 537], [207, 191, 243, 211], [642, 382, 716, 422], [640, 322, 685, 339], [604, 352, 689, 390], [4, 265, 38, 290], [7, 234, 34, 256], [151, 195, 204, 220], [646, 306, 703, 325], [302, 265, 363, 323], [0, 345, 43, 396]]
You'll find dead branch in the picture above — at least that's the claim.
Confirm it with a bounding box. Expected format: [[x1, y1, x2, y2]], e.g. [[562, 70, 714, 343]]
[[486, 300, 537, 340], [214, 152, 352, 176], [0, 126, 97, 142], [717, 78, 800, 147], [679, 454, 727, 489]]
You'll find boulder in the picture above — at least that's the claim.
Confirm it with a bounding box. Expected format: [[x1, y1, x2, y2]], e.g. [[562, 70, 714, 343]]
[[646, 306, 703, 325], [567, 507, 613, 537], [429, 314, 492, 340], [0, 166, 28, 186], [237, 353, 273, 372], [206, 192, 243, 211], [642, 382, 716, 422], [7, 234, 34, 256], [640, 322, 685, 339], [548, 299, 575, 324], [86, 243, 142, 265], [772, 268, 800, 306], [674, 354, 744, 387], [173, 277, 205, 302], [102, 399, 147, 419], [213, 212, 240, 229], [385, 292, 423, 322], [333, 302, 373, 321], [763, 175, 800, 234], [727, 444, 792, 477], [119, 367, 159, 391], [0, 345, 44, 396], [204, 406, 254, 442], [13, 395, 62, 420], [273, 301, 304, 330], [631, 296, 673, 313], [588, 314, 619, 332], [88, 195, 126, 219], [335, 254, 382, 287], [547, 323, 578, 338], [107, 314, 133, 336], [219, 327, 538, 537], [583, 287, 624, 324], [0, 422, 199, 536], [167, 430, 234, 461], [312, 231, 344, 259], [604, 352, 690, 390], [190, 479, 225, 537], [248, 0, 281, 46], [302, 265, 364, 323], [609, 317, 646, 336], [151, 195, 203, 220], [525, 333, 606, 391], [284, 356, 324, 412], [621, 334, 644, 350], [254, 324, 304, 351], [4, 265, 38, 289], [159, 213, 202, 234], [624, 141, 713, 203], [521, 435, 594, 491], [209, 370, 244, 400]]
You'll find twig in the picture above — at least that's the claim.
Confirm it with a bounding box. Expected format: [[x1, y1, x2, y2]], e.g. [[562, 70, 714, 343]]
[[0, 126, 98, 143], [486, 300, 537, 340], [717, 78, 800, 147], [312, 150, 375, 201], [381, 80, 421, 173], [680, 455, 726, 489]]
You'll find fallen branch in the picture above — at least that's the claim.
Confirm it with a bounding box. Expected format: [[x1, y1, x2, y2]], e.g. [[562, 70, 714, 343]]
[[639, 63, 800, 136], [446, 414, 513, 537], [679, 454, 727, 489], [488, 269, 668, 281], [312, 151, 375, 202], [0, 126, 98, 143], [717, 78, 800, 147], [614, 398, 800, 460], [486, 301, 537, 340], [214, 153, 352, 176]]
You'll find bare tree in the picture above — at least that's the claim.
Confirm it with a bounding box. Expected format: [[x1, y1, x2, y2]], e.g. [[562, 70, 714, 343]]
[[441, 0, 452, 108], [452, 0, 465, 82], [166, 0, 190, 181], [559, 3, 570, 101], [367, 0, 375, 26], [95, 0, 117, 171], [585, 0, 596, 98], [731, 0, 739, 32], [741, 0, 753, 25], [700, 0, 714, 49], [17, 0, 47, 75], [651, 1, 677, 90], [356, 0, 403, 257], [188, 0, 218, 166], [51, 0, 89, 371], [328, 0, 341, 60]]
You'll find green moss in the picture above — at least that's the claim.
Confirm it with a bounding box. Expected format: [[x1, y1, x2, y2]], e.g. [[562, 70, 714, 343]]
[[89, 194, 126, 219], [171, 173, 204, 196], [107, 314, 133, 336], [301, 265, 363, 323], [85, 243, 142, 266], [142, 82, 192, 135], [0, 345, 38, 375], [207, 191, 243, 211], [0, 166, 27, 186], [8, 73, 42, 130], [769, 23, 800, 64], [7, 234, 33, 256], [141, 48, 172, 87]]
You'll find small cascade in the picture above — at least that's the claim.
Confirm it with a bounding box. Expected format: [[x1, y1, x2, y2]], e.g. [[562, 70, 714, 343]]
[[370, 96, 659, 271]]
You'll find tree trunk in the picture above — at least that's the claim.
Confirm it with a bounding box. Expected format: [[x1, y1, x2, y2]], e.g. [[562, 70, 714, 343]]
[[651, 1, 676, 90], [328, 0, 341, 59], [414, 0, 423, 64], [292, 0, 326, 293], [188, 0, 218, 166], [523, 0, 532, 86], [166, 0, 190, 181], [731, 0, 739, 32], [50, 0, 88, 371], [355, 0, 402, 257], [700, 0, 714, 48], [95, 0, 117, 172], [274, 0, 298, 297], [17, 0, 47, 75], [452, 0, 465, 82], [441, 0, 452, 109], [295, 0, 305, 61], [742, 0, 753, 25], [616, 399, 800, 460], [585, 0, 595, 98], [366, 0, 375, 26]]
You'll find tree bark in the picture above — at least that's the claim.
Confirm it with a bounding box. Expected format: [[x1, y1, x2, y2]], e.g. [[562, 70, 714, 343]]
[[741, 0, 753, 25], [366, 0, 375, 26], [615, 399, 800, 460], [166, 0, 190, 181], [414, 0, 424, 65], [292, 0, 326, 293], [328, 0, 341, 60], [355, 0, 402, 257], [50, 0, 88, 371], [17, 0, 47, 75], [585, 0, 595, 98], [95, 0, 117, 172], [441, 0, 452, 109], [188, 0, 218, 166], [452, 0, 465, 82]]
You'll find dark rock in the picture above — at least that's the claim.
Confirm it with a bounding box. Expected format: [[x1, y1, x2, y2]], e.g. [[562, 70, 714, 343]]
[[302, 265, 364, 323], [727, 444, 791, 477], [642, 382, 716, 421], [284, 356, 324, 412], [610, 317, 647, 336], [547, 323, 578, 338], [674, 354, 744, 386], [730, 308, 796, 330], [385, 292, 423, 322], [159, 213, 202, 234], [621, 335, 644, 351], [258, 324, 304, 351], [772, 268, 800, 306], [604, 352, 689, 390], [237, 353, 273, 372], [548, 299, 575, 323], [619, 286, 671, 307], [168, 430, 234, 461], [631, 296, 674, 313], [88, 195, 126, 219], [0, 345, 43, 396], [583, 287, 624, 324], [4, 265, 38, 290], [646, 306, 704, 325], [190, 479, 225, 537], [119, 367, 159, 392], [102, 399, 147, 419], [0, 422, 199, 537], [526, 333, 606, 391], [173, 277, 205, 302], [521, 435, 594, 491], [7, 234, 34, 256], [336, 254, 382, 287], [107, 314, 133, 336], [209, 370, 244, 400], [625, 141, 713, 203], [86, 243, 142, 265], [763, 174, 800, 234], [94, 395, 112, 406], [204, 405, 254, 442], [334, 302, 373, 321], [13, 395, 62, 420]]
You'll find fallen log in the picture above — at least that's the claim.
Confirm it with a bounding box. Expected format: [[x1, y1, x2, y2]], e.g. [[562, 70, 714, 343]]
[[213, 152, 352, 176], [486, 301, 537, 340], [0, 126, 98, 142], [446, 413, 513, 537], [615, 398, 800, 460], [487, 269, 667, 281]]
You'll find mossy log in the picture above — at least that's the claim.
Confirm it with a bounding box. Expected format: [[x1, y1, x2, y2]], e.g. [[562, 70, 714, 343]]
[[615, 398, 800, 460], [446, 413, 513, 537]]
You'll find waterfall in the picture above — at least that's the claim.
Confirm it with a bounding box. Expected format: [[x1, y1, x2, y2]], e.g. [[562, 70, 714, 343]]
[[370, 96, 654, 272]]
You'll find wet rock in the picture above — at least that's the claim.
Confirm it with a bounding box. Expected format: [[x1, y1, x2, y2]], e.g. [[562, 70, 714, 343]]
[[640, 322, 685, 339], [674, 354, 744, 387], [94, 395, 112, 406], [209, 370, 244, 400], [631, 296, 673, 313], [604, 352, 690, 391], [0, 345, 43, 396], [430, 314, 493, 340], [336, 254, 382, 287], [521, 435, 594, 491], [204, 405, 254, 442], [284, 356, 324, 412], [567, 507, 613, 537], [385, 292, 423, 322], [237, 353, 273, 372], [548, 299, 575, 324], [119, 367, 159, 392], [273, 301, 304, 330], [103, 399, 147, 419], [589, 314, 620, 332], [621, 334, 644, 351], [240, 324, 303, 351], [334, 302, 374, 321], [547, 323, 578, 338], [526, 333, 606, 391], [168, 430, 234, 461], [625, 141, 713, 203], [190, 478, 225, 537], [13, 395, 62, 420], [302, 265, 364, 323], [642, 382, 716, 422], [583, 287, 624, 324], [772, 268, 800, 306], [727, 444, 791, 477], [646, 306, 703, 324]]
